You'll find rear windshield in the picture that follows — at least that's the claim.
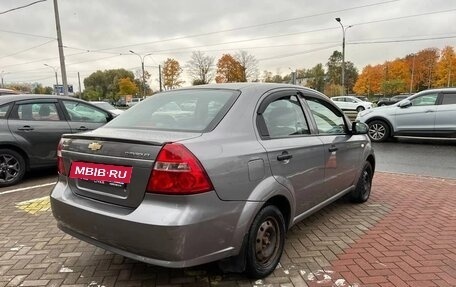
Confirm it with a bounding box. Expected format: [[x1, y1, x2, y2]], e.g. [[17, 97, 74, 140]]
[[106, 89, 239, 132]]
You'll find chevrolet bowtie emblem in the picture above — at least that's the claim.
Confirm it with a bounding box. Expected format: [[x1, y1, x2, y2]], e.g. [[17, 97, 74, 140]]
[[88, 142, 102, 151]]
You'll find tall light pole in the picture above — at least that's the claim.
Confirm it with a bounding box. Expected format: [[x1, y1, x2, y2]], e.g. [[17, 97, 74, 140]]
[[129, 50, 153, 97], [53, 0, 68, 96], [335, 17, 352, 96], [44, 64, 59, 94], [0, 70, 4, 88]]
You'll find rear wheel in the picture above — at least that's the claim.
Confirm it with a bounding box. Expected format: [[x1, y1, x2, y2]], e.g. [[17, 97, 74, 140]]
[[245, 205, 285, 279], [351, 161, 373, 203], [0, 149, 26, 187], [367, 120, 390, 142], [356, 106, 365, 112]]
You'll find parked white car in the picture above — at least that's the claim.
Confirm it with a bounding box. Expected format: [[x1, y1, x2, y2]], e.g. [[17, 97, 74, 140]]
[[331, 96, 373, 112], [126, 97, 143, 107]]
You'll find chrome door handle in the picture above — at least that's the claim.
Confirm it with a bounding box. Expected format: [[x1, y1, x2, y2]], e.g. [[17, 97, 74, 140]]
[[328, 146, 338, 152], [76, 126, 89, 131], [425, 110, 435, 113]]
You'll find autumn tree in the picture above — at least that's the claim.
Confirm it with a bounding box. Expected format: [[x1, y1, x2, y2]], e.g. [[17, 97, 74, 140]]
[[187, 51, 215, 85], [407, 48, 439, 92], [353, 64, 384, 96], [118, 77, 138, 96], [162, 58, 184, 90], [235, 50, 259, 82], [434, 46, 456, 87], [215, 54, 244, 83]]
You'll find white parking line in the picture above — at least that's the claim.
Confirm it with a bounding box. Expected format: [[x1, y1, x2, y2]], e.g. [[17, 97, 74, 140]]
[[0, 182, 56, 196]]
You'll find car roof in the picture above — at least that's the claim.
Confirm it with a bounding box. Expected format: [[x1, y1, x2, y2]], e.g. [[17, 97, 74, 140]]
[[0, 94, 86, 105], [160, 83, 328, 100]]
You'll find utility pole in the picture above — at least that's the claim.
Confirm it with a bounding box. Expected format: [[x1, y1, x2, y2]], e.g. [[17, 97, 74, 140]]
[[159, 65, 163, 92], [409, 54, 415, 94], [53, 0, 68, 96], [44, 64, 58, 94], [448, 56, 452, 87], [1, 70, 4, 88], [78, 72, 82, 98], [335, 18, 352, 96], [129, 50, 153, 97]]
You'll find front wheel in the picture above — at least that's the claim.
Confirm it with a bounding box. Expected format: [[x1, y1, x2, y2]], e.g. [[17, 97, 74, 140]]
[[368, 120, 390, 142], [356, 106, 365, 112], [0, 149, 26, 187], [351, 161, 374, 203], [245, 205, 285, 279]]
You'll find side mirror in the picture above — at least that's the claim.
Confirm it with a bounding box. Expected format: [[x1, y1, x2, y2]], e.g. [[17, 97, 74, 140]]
[[352, 121, 369, 135], [398, 99, 412, 108]]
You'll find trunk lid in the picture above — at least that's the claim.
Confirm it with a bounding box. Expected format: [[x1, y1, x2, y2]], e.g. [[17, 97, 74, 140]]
[[60, 128, 201, 208]]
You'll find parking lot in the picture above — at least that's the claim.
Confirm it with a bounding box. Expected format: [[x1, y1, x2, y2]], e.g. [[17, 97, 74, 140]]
[[1, 140, 456, 287]]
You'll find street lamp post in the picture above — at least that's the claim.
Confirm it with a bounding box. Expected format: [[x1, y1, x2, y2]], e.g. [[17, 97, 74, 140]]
[[129, 50, 153, 98], [335, 17, 352, 96], [44, 64, 59, 94], [1, 70, 4, 88]]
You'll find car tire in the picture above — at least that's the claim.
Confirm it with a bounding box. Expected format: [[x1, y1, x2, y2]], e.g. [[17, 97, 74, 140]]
[[367, 120, 390, 142], [351, 161, 373, 203], [245, 205, 285, 279], [356, 106, 365, 112], [0, 149, 26, 187]]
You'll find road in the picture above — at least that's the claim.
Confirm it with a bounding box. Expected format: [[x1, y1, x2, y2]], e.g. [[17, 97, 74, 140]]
[[373, 137, 456, 179]]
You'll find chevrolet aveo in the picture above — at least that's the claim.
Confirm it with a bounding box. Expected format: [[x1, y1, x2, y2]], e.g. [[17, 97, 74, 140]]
[[51, 83, 375, 278]]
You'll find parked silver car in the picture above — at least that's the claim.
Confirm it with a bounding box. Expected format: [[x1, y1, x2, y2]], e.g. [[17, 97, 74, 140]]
[[357, 88, 456, 142], [51, 83, 375, 278]]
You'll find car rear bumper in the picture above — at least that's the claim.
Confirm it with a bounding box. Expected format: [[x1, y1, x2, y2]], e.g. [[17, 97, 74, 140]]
[[50, 179, 259, 268]]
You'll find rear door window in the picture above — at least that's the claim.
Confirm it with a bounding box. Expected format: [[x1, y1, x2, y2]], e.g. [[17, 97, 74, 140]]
[[106, 89, 239, 132], [441, 93, 456, 105], [62, 101, 109, 123], [0, 104, 10, 118], [15, 103, 61, 121]]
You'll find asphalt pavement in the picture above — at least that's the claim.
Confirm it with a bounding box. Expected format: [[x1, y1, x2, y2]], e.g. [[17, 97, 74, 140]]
[[373, 137, 456, 179]]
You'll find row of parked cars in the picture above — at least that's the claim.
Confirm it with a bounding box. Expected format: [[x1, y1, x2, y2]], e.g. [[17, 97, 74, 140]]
[[1, 84, 454, 279]]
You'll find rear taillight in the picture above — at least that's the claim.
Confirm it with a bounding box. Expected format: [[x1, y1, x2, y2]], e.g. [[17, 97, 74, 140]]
[[147, 143, 213, 194], [57, 138, 66, 175]]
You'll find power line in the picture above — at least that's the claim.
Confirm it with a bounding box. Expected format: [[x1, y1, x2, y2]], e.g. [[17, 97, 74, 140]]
[[80, 0, 399, 53], [349, 35, 456, 45], [0, 29, 56, 40], [258, 44, 340, 61], [0, 39, 55, 60], [0, 0, 47, 15]]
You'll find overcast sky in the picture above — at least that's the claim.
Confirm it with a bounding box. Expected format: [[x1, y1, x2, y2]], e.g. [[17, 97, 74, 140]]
[[1, 0, 455, 91]]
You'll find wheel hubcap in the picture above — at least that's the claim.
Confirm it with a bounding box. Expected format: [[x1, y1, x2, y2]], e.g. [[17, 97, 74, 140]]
[[369, 124, 385, 140], [255, 217, 280, 266], [0, 154, 20, 183]]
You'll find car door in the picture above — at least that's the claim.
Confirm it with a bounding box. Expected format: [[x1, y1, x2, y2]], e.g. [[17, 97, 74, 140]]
[[256, 91, 326, 214], [60, 100, 111, 132], [435, 92, 456, 134], [7, 99, 72, 167], [302, 95, 364, 197], [394, 93, 438, 134]]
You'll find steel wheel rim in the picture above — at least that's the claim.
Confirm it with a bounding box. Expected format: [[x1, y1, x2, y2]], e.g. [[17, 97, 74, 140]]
[[0, 154, 20, 183], [255, 216, 280, 266], [362, 168, 372, 198], [369, 124, 386, 140]]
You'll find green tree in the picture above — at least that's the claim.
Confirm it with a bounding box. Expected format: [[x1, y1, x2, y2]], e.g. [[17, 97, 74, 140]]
[[304, 63, 325, 92], [32, 84, 53, 94], [84, 69, 135, 102], [326, 50, 358, 94]]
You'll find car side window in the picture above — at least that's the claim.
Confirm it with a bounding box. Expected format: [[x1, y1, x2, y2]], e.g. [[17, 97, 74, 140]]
[[261, 95, 310, 138], [15, 103, 61, 121], [441, 93, 456, 105], [305, 98, 346, 135], [410, 94, 438, 106], [0, 104, 10, 119], [62, 101, 108, 123]]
